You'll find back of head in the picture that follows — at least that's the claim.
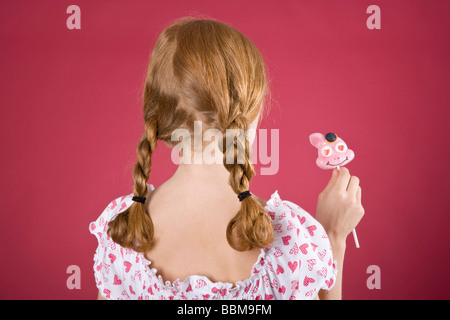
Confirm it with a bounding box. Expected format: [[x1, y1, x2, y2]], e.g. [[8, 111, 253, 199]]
[[108, 17, 273, 252]]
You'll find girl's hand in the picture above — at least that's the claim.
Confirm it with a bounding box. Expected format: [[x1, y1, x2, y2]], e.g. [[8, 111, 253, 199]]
[[315, 167, 365, 244]]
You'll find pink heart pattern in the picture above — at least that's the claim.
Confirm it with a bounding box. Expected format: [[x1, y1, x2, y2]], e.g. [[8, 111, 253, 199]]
[[288, 261, 298, 273], [299, 243, 309, 255], [195, 279, 207, 288], [276, 264, 284, 275], [89, 189, 337, 300], [306, 225, 317, 236], [108, 253, 116, 264], [124, 261, 132, 273], [282, 235, 291, 245], [303, 276, 315, 287]]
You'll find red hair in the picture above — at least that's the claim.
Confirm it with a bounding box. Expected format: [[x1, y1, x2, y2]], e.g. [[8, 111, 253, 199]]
[[108, 17, 273, 252]]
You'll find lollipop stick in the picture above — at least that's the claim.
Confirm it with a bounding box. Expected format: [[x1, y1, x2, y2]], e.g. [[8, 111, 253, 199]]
[[352, 229, 360, 248], [336, 165, 360, 248]]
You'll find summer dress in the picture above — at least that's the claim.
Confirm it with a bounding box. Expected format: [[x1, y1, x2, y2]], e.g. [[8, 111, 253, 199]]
[[89, 184, 337, 300]]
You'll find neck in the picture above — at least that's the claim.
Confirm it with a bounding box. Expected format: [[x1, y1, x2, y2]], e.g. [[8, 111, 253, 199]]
[[173, 159, 230, 188], [162, 148, 241, 203]]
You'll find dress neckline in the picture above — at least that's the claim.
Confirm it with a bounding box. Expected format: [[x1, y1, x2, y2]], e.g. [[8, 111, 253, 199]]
[[138, 247, 267, 292], [135, 183, 272, 293]]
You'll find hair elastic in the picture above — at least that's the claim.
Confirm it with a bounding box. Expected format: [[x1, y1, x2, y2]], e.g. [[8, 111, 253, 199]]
[[237, 190, 252, 202], [132, 196, 146, 204]]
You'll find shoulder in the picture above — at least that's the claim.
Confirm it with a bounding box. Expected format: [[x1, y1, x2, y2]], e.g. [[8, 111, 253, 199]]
[[262, 191, 338, 299], [88, 185, 155, 300], [89, 184, 155, 236], [264, 190, 316, 231], [89, 193, 132, 243], [264, 191, 330, 252]]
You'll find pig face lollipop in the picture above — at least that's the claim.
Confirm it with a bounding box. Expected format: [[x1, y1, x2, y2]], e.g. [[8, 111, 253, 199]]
[[309, 132, 355, 170]]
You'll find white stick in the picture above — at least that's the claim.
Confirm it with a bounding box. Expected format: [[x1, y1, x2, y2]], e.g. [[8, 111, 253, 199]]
[[337, 165, 360, 248], [352, 229, 360, 248]]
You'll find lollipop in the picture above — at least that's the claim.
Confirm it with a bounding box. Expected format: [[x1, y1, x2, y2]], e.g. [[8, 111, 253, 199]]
[[309, 132, 360, 248], [309, 132, 355, 170]]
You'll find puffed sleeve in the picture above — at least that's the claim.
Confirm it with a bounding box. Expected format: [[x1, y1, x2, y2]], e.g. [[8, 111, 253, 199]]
[[265, 191, 338, 299], [89, 195, 131, 300]]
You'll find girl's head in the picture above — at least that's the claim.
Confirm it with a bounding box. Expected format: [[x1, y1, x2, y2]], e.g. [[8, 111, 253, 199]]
[[108, 17, 273, 252]]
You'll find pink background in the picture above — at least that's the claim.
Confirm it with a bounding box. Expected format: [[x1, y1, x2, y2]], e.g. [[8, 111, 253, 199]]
[[1, 0, 449, 299]]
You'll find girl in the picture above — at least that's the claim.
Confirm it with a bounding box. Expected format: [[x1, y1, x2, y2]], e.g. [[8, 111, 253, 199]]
[[89, 17, 364, 300]]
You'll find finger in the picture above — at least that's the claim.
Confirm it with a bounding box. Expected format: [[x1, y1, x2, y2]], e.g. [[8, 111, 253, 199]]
[[322, 168, 339, 193], [335, 166, 351, 192], [347, 175, 360, 196], [356, 186, 362, 203]]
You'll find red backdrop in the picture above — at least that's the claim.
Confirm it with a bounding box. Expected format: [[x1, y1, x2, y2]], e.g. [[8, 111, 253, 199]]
[[0, 0, 449, 299]]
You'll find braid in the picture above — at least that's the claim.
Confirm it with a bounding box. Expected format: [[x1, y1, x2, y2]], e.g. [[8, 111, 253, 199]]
[[222, 115, 274, 251], [108, 120, 158, 252], [133, 121, 158, 196]]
